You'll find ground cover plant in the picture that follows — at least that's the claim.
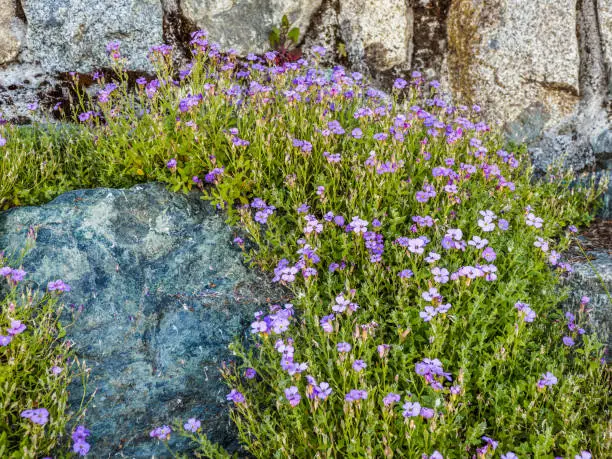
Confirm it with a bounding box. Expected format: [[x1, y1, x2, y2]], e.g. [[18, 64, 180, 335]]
[[0, 32, 610, 457]]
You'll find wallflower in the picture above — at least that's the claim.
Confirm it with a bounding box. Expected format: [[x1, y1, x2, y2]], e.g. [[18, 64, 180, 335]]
[[350, 216, 368, 234], [8, 320, 26, 336], [10, 269, 26, 282], [226, 389, 246, 404], [402, 401, 421, 417], [525, 213, 544, 228], [150, 425, 171, 440], [537, 371, 558, 389], [245, 368, 257, 379], [431, 267, 449, 283], [21, 408, 49, 425], [515, 302, 536, 322], [345, 389, 367, 402], [469, 236, 488, 249], [425, 252, 441, 263], [383, 393, 401, 406], [284, 386, 301, 407], [482, 247, 496, 262], [48, 279, 71, 292]]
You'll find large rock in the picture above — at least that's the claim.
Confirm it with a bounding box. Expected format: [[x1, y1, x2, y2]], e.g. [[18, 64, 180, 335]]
[[21, 0, 164, 72], [599, 0, 612, 93], [564, 248, 612, 352], [182, 0, 322, 55], [446, 0, 581, 132], [0, 0, 25, 65], [0, 184, 280, 456], [338, 0, 413, 72]]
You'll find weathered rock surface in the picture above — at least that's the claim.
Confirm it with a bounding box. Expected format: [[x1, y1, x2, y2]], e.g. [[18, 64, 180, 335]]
[[599, 0, 612, 93], [447, 0, 580, 133], [338, 0, 413, 72], [563, 249, 612, 352], [21, 0, 164, 72], [182, 0, 322, 55], [0, 183, 281, 456], [0, 0, 24, 65]]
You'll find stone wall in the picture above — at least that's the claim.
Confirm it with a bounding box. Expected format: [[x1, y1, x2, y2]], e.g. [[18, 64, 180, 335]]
[[0, 0, 610, 179]]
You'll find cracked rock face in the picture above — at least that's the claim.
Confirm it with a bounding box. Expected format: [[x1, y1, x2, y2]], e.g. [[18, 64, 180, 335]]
[[0, 183, 280, 456], [0, 0, 25, 65], [447, 0, 581, 132], [21, 0, 164, 72]]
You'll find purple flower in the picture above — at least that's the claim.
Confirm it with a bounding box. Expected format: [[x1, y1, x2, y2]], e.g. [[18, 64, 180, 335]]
[[0, 335, 11, 346], [580, 296, 590, 305], [285, 386, 301, 407], [526, 212, 544, 228], [498, 219, 509, 231], [563, 336, 575, 347], [150, 425, 171, 440], [420, 306, 437, 322], [537, 371, 558, 389], [166, 158, 177, 169], [515, 302, 536, 323], [51, 366, 63, 375], [345, 389, 368, 402], [429, 452, 444, 459], [312, 45, 326, 56], [184, 418, 201, 432], [352, 360, 367, 372], [226, 389, 246, 404], [337, 342, 352, 353], [47, 279, 71, 292], [8, 320, 26, 336], [350, 216, 368, 234], [393, 78, 408, 89], [245, 368, 257, 379], [501, 453, 518, 459], [10, 269, 26, 282], [351, 128, 363, 139], [431, 267, 449, 283], [316, 382, 332, 400], [482, 247, 496, 262], [402, 401, 421, 417], [575, 452, 592, 459], [420, 407, 435, 419], [0, 135, 6, 147], [21, 408, 49, 425], [398, 269, 413, 279], [73, 440, 91, 456], [383, 393, 401, 406]]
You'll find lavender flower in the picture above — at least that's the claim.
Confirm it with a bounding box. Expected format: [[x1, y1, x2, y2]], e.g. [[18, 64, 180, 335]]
[[8, 320, 26, 336], [150, 425, 171, 440], [47, 279, 71, 292], [402, 401, 421, 417], [285, 386, 301, 407], [226, 389, 246, 404], [537, 371, 558, 389], [345, 389, 367, 402], [383, 393, 401, 406]]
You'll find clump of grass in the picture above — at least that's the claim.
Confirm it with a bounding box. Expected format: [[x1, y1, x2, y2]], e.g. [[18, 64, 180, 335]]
[[0, 33, 610, 458]]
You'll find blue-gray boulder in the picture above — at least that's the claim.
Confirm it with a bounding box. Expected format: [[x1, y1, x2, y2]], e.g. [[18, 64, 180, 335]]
[[0, 183, 281, 457]]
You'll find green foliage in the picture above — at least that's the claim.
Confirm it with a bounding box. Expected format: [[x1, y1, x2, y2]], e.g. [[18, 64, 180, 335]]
[[0, 243, 87, 458], [0, 39, 609, 458]]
